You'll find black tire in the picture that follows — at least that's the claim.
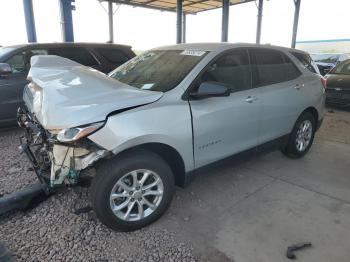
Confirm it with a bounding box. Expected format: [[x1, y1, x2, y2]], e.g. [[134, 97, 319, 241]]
[[91, 150, 175, 231], [282, 112, 316, 158]]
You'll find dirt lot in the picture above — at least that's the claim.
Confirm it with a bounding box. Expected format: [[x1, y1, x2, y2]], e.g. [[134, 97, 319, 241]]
[[1, 107, 350, 262]]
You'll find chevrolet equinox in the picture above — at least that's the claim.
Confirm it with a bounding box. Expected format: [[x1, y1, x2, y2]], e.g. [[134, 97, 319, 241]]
[[17, 43, 325, 231]]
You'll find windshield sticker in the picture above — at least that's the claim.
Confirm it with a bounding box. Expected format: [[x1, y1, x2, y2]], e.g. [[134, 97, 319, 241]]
[[180, 50, 206, 57], [141, 83, 154, 90]]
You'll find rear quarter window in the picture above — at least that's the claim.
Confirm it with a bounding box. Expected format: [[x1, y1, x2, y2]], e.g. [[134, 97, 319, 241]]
[[291, 51, 317, 74]]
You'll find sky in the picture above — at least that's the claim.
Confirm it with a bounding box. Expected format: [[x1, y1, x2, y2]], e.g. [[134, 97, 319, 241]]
[[0, 0, 349, 51]]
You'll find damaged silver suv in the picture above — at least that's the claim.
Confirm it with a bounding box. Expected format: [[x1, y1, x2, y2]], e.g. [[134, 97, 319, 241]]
[[18, 43, 325, 231]]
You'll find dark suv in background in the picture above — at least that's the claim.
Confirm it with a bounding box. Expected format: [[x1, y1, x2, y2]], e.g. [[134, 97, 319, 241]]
[[0, 43, 135, 127]]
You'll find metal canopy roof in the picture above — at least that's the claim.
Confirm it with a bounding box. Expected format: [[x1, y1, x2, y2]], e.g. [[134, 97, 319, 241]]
[[103, 0, 254, 14]]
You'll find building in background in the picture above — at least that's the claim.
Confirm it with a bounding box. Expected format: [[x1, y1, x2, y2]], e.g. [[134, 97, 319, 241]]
[[296, 39, 350, 54]]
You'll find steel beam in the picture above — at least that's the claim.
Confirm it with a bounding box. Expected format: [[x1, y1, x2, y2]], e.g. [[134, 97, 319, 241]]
[[221, 0, 229, 42], [291, 0, 301, 48], [22, 0, 37, 43], [256, 0, 263, 44], [59, 0, 75, 42], [182, 13, 186, 43], [176, 0, 183, 44], [108, 1, 114, 43]]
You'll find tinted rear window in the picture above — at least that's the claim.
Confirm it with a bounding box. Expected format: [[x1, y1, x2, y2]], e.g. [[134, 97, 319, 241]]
[[96, 48, 130, 65], [49, 47, 98, 66], [252, 49, 301, 86], [331, 60, 350, 75]]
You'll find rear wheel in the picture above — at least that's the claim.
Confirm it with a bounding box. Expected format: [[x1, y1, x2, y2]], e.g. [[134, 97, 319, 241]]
[[91, 150, 175, 231], [282, 112, 316, 158]]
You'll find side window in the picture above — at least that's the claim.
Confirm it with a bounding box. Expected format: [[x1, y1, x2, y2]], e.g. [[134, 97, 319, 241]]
[[26, 49, 49, 69], [5, 51, 26, 73], [253, 49, 300, 86], [283, 53, 302, 80], [28, 49, 48, 57], [199, 49, 251, 93], [49, 47, 98, 66], [95, 48, 130, 65], [291, 51, 317, 74]]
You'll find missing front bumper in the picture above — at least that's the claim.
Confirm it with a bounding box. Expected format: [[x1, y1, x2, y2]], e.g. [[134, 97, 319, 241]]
[[20, 137, 107, 189]]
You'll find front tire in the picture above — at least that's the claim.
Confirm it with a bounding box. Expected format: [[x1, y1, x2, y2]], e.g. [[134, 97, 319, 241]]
[[91, 150, 175, 231], [283, 112, 316, 158]]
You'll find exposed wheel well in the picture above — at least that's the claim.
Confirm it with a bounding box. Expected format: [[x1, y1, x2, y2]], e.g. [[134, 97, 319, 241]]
[[302, 107, 319, 123], [113, 143, 186, 187]]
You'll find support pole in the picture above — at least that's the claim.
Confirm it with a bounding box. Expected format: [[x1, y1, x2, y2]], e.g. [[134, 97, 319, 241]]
[[22, 0, 37, 43], [182, 13, 186, 43], [221, 0, 229, 42], [108, 1, 114, 43], [291, 0, 301, 48], [256, 0, 263, 44], [59, 0, 75, 42], [176, 0, 183, 44]]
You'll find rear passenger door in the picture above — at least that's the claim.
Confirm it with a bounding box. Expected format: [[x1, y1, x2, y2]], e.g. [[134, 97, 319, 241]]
[[189, 48, 262, 168], [250, 48, 303, 144]]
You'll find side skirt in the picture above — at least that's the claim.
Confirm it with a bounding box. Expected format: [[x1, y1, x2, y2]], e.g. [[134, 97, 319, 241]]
[[183, 134, 290, 186]]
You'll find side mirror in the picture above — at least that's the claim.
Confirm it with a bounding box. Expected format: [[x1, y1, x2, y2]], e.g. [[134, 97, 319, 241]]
[[189, 81, 230, 99], [0, 63, 12, 76]]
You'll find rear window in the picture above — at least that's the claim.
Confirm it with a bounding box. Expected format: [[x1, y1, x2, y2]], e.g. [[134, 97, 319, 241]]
[[96, 48, 130, 65], [311, 54, 340, 64], [49, 47, 98, 66], [330, 60, 350, 75], [252, 49, 301, 86], [291, 51, 317, 73]]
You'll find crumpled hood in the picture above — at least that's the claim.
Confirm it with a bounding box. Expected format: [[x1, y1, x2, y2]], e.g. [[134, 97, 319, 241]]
[[26, 55, 163, 129]]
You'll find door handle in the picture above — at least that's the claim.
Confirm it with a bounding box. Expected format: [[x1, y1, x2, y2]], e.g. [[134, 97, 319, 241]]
[[245, 96, 258, 103], [294, 83, 305, 90]]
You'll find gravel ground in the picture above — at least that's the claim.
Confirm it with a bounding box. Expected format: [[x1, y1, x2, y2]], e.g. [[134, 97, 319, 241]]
[[0, 129, 198, 262]]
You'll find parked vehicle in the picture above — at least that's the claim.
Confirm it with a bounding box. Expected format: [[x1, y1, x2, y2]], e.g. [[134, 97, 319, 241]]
[[324, 59, 350, 107], [311, 53, 350, 76], [18, 43, 325, 231], [0, 43, 135, 127]]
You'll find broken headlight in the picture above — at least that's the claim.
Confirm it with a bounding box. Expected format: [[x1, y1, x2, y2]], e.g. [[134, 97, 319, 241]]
[[55, 122, 104, 143]]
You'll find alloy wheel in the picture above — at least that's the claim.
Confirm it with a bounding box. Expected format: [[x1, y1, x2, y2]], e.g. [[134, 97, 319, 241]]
[[295, 119, 313, 152], [109, 169, 164, 221]]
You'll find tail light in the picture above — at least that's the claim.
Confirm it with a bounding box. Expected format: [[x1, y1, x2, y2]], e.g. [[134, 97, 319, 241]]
[[321, 77, 327, 89]]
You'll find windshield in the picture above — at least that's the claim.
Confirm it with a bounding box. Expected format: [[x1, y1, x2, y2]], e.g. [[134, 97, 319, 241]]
[[330, 60, 350, 75], [0, 47, 15, 59], [109, 50, 207, 92], [311, 54, 340, 64]]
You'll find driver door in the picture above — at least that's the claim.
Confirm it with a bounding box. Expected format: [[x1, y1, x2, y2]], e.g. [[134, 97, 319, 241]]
[[0, 51, 28, 125], [0, 49, 48, 125], [188, 48, 262, 168]]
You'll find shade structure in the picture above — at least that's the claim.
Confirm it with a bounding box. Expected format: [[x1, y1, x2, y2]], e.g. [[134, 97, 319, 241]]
[[102, 0, 254, 14]]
